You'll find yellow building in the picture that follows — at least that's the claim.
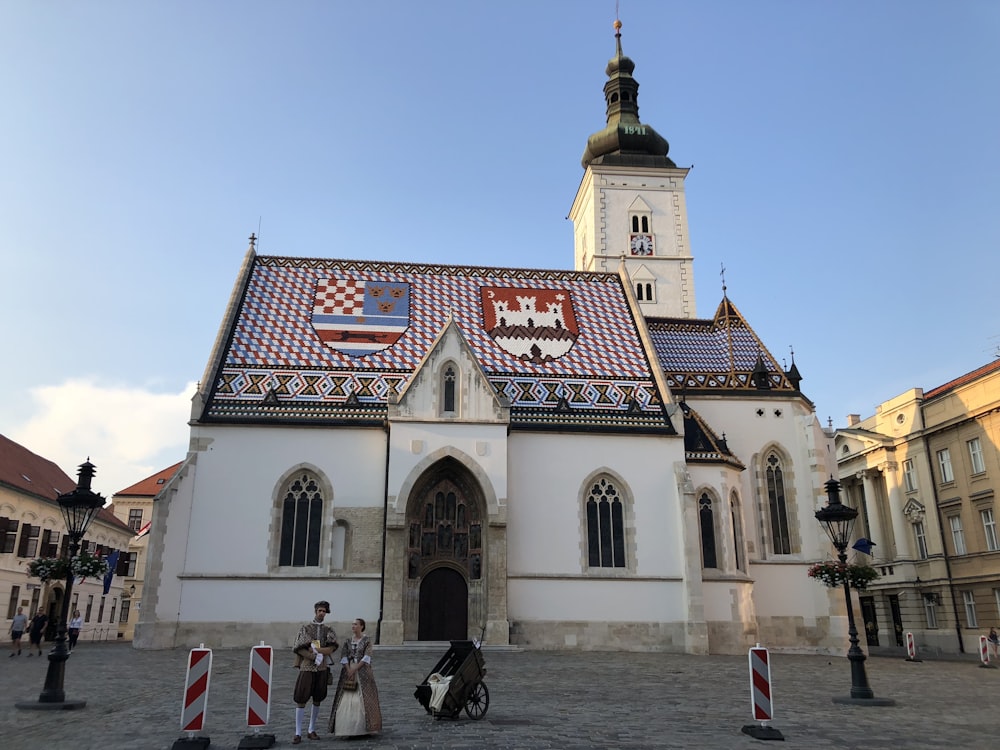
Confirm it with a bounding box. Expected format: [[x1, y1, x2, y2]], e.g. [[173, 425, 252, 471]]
[[107, 462, 181, 640], [836, 359, 1000, 656]]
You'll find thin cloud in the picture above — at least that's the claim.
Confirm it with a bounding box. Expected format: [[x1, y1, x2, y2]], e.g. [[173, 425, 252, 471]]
[[10, 379, 196, 497]]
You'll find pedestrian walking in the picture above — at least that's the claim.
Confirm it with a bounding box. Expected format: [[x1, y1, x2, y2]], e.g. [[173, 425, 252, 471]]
[[68, 610, 83, 652], [8, 607, 27, 656], [988, 627, 999, 660], [290, 600, 338, 744], [26, 609, 48, 656]]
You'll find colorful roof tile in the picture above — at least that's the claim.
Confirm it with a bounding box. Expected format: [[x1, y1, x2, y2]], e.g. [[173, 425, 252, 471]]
[[202, 255, 675, 433], [647, 296, 799, 396]]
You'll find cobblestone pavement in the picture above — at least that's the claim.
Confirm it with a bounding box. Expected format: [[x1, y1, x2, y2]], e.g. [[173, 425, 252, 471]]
[[1, 642, 996, 750]]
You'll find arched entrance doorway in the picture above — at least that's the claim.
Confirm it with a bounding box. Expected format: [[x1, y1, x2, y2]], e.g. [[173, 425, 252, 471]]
[[418, 567, 469, 640], [403, 460, 484, 641]]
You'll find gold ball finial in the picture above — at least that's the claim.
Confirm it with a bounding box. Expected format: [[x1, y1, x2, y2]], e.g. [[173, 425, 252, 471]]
[[614, 19, 622, 31]]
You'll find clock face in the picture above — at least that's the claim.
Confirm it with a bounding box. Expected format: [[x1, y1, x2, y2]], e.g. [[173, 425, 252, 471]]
[[629, 233, 653, 255]]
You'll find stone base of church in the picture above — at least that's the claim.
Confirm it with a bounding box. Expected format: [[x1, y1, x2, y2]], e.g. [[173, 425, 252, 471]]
[[509, 619, 705, 652], [754, 614, 843, 653]]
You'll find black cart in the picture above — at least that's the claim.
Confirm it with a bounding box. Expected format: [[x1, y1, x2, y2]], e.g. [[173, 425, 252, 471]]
[[414, 639, 489, 720]]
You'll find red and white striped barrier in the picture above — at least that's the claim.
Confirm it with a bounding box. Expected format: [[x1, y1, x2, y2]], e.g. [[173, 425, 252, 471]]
[[246, 643, 273, 727], [905, 631, 921, 662], [749, 646, 773, 721], [979, 635, 989, 665], [741, 645, 783, 740], [180, 646, 213, 732]]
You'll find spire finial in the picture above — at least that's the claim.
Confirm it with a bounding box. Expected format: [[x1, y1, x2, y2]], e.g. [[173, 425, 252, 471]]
[[248, 232, 257, 251], [720, 262, 727, 297]]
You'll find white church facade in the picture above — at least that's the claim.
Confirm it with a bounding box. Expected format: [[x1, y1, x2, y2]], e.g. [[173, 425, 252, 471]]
[[136, 24, 840, 654]]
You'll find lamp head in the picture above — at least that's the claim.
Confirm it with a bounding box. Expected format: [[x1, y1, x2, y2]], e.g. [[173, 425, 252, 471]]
[[57, 460, 106, 540], [814, 477, 858, 551]]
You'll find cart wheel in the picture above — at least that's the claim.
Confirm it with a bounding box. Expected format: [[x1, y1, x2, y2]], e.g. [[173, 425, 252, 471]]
[[464, 681, 489, 719]]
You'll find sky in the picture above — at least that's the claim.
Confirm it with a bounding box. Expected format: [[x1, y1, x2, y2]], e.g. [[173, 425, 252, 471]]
[[1, 1, 998, 497]]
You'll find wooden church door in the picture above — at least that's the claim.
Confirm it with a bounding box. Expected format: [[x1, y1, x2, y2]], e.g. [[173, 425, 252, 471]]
[[418, 568, 469, 640]]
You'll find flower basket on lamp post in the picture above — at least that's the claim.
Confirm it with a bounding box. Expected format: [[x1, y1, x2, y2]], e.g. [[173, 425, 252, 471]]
[[807, 560, 879, 591]]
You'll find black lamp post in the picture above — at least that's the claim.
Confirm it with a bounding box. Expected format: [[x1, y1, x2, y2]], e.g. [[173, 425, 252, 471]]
[[17, 460, 105, 711], [815, 477, 894, 706]]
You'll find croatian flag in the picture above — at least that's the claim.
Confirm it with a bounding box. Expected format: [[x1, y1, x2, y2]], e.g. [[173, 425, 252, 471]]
[[134, 521, 151, 541], [103, 550, 120, 595]]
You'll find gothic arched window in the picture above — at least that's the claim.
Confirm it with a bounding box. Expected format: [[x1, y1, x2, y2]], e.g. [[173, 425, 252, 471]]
[[443, 365, 456, 414], [765, 453, 791, 554], [279, 472, 324, 567], [730, 490, 745, 572], [586, 477, 625, 568], [699, 493, 718, 568]]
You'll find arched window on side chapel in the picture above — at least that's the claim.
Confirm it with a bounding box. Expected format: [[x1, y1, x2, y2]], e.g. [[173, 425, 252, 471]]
[[279, 472, 324, 567], [442, 364, 457, 415], [699, 492, 718, 568], [765, 452, 791, 555], [586, 476, 626, 568]]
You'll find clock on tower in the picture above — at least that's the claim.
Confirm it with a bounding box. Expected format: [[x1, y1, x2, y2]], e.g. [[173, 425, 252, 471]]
[[629, 233, 654, 256]]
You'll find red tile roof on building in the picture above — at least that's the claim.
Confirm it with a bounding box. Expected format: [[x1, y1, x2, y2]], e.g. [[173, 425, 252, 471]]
[[114, 461, 183, 497], [0, 434, 132, 534], [923, 358, 1000, 401], [0, 434, 75, 500]]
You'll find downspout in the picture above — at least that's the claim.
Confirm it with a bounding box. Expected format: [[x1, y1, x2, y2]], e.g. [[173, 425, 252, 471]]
[[924, 440, 964, 653], [375, 420, 390, 645]]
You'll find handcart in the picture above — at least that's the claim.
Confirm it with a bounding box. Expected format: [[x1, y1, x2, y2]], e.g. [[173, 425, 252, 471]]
[[414, 637, 489, 720]]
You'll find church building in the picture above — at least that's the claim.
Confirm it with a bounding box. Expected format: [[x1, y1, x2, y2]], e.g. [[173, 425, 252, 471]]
[[137, 23, 839, 654]]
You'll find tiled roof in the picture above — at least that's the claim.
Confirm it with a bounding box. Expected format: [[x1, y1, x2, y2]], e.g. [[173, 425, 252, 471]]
[[679, 403, 745, 469], [0, 435, 132, 534], [923, 358, 1000, 400], [647, 296, 798, 395], [203, 256, 674, 434], [113, 462, 183, 497], [0, 434, 75, 500]]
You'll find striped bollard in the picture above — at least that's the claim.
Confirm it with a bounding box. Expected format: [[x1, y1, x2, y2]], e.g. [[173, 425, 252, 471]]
[[904, 631, 921, 662], [239, 642, 276, 749], [172, 645, 212, 750], [740, 645, 784, 741], [979, 635, 996, 669]]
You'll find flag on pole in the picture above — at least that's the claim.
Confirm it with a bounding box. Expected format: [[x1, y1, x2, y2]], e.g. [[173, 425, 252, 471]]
[[852, 537, 876, 555], [134, 521, 151, 541], [103, 550, 120, 594]]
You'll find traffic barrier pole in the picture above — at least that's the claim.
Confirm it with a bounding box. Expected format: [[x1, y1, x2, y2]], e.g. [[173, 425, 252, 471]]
[[239, 642, 276, 749], [172, 644, 212, 750], [740, 644, 784, 741], [978, 635, 996, 669], [905, 631, 921, 662]]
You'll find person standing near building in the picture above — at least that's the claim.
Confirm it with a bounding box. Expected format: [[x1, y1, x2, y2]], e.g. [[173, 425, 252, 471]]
[[9, 607, 27, 656], [68, 610, 83, 652], [26, 609, 48, 656], [988, 627, 999, 660], [291, 600, 338, 745]]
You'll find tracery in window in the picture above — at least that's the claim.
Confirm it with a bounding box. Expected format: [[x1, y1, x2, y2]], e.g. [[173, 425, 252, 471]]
[[586, 477, 625, 567], [699, 493, 718, 568], [408, 479, 481, 580], [279, 472, 323, 567], [765, 453, 791, 554], [443, 365, 456, 413]]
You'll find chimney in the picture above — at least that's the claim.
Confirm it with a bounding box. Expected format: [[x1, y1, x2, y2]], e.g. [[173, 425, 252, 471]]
[[847, 414, 861, 426]]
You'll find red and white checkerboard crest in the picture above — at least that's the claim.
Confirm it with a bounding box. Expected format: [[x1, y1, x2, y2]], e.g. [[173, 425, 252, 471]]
[[480, 286, 578, 363], [311, 278, 410, 357]]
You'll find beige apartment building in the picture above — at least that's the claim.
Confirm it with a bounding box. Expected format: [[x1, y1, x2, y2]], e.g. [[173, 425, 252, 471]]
[[107, 462, 181, 640], [835, 359, 1000, 656]]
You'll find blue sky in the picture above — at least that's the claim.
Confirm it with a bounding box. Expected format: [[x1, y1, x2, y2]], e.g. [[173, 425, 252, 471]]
[[1, 1, 998, 496]]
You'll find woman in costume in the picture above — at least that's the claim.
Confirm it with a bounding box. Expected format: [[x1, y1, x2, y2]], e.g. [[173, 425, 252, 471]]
[[328, 617, 382, 737]]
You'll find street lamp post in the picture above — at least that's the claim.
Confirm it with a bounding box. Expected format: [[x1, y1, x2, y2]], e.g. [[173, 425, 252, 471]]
[[814, 477, 894, 706], [16, 460, 106, 711]]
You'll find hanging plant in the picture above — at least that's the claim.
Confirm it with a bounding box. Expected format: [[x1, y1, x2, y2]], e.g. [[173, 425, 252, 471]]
[[807, 560, 879, 590], [27, 553, 109, 582]]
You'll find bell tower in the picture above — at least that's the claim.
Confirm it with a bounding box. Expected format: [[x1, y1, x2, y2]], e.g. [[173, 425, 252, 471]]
[[569, 19, 696, 319]]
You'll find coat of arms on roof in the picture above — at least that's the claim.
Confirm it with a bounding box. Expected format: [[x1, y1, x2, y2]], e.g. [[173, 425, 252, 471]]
[[480, 287, 579, 364], [310, 278, 411, 357]]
